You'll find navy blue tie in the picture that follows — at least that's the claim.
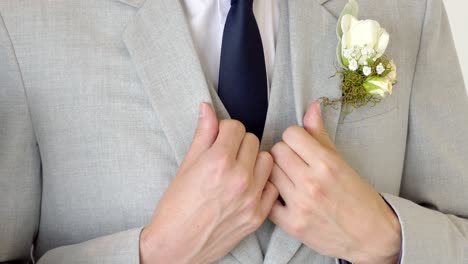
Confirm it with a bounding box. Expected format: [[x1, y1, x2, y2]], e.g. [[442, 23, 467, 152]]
[[218, 0, 268, 140]]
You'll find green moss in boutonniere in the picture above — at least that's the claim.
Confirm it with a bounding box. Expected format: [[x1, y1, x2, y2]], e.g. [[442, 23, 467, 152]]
[[321, 0, 397, 114]]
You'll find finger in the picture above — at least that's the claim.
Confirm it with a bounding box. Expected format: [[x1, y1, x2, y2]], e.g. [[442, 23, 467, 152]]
[[282, 126, 325, 166], [268, 200, 290, 229], [260, 181, 279, 217], [183, 103, 219, 165], [254, 152, 274, 189], [237, 133, 260, 170], [303, 101, 336, 152], [270, 141, 308, 181], [269, 164, 295, 203], [213, 119, 246, 160]]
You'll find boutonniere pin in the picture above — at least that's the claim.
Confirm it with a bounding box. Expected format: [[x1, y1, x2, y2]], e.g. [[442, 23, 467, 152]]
[[322, 0, 397, 111]]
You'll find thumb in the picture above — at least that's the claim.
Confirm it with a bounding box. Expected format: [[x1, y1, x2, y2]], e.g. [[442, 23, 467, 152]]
[[303, 101, 336, 151], [184, 103, 219, 164]]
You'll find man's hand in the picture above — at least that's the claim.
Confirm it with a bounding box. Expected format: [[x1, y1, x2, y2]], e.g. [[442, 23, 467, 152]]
[[269, 102, 401, 264], [140, 103, 278, 264]]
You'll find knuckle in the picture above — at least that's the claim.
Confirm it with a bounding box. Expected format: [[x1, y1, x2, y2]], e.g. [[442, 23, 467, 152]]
[[306, 182, 325, 202], [258, 151, 273, 165], [232, 171, 250, 194], [210, 166, 225, 185], [295, 200, 313, 216], [243, 207, 263, 233], [245, 221, 260, 234], [315, 159, 334, 176], [282, 126, 302, 141], [245, 132, 260, 147], [288, 219, 306, 237], [249, 214, 264, 231], [242, 196, 258, 213], [271, 141, 287, 156], [208, 154, 232, 182], [222, 119, 246, 135]]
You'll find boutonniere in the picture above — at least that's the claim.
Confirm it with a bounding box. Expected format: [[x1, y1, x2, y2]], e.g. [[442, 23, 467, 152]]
[[322, 0, 397, 111]]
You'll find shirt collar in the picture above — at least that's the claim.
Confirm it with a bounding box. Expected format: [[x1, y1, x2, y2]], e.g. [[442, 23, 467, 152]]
[[182, 0, 231, 22]]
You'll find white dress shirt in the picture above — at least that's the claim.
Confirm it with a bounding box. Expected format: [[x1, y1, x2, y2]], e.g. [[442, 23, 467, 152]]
[[182, 0, 280, 92]]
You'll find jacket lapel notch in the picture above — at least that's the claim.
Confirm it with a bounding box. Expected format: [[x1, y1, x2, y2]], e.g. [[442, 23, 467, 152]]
[[116, 0, 146, 8], [315, 0, 332, 5]]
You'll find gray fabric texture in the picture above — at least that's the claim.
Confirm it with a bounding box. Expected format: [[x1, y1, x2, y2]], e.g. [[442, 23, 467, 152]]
[[0, 0, 467, 263]]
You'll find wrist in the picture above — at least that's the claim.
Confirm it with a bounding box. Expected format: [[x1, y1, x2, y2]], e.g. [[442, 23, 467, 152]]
[[139, 225, 175, 264], [139, 224, 204, 264], [379, 198, 402, 264], [139, 226, 159, 264], [355, 200, 401, 264]]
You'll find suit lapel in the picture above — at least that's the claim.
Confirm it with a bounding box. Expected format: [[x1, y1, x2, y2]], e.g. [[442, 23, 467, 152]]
[[260, 0, 296, 152], [264, 0, 342, 263], [122, 0, 229, 165], [122, 1, 263, 263], [288, 0, 342, 141]]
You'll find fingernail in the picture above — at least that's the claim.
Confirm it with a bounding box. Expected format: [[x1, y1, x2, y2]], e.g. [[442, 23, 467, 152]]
[[199, 103, 206, 119]]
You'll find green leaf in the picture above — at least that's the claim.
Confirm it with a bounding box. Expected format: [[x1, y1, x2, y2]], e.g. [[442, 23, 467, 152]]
[[336, 0, 359, 38], [363, 80, 380, 93], [381, 69, 391, 77]]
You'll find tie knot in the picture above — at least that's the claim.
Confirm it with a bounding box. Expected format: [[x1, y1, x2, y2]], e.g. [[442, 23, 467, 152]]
[[231, 0, 253, 8]]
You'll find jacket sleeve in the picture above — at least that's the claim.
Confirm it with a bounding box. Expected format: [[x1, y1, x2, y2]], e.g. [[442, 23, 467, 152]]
[[381, 0, 468, 263], [0, 11, 145, 264], [36, 228, 144, 264], [0, 11, 41, 263]]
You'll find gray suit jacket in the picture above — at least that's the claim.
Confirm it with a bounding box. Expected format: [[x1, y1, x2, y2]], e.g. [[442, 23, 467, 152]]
[[1, 0, 467, 263]]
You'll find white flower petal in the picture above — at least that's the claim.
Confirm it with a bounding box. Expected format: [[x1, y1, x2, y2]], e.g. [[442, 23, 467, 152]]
[[341, 31, 351, 49], [363, 66, 372, 76], [348, 59, 358, 71], [358, 56, 369, 65], [343, 49, 352, 59], [376, 63, 385, 75], [341, 14, 359, 35], [347, 20, 381, 48], [375, 30, 389, 57]]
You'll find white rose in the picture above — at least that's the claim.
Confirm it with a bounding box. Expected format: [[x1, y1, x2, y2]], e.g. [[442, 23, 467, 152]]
[[340, 14, 389, 66], [363, 76, 392, 97]]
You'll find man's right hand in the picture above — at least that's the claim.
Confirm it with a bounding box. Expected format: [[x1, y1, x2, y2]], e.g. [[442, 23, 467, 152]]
[[139, 103, 278, 264]]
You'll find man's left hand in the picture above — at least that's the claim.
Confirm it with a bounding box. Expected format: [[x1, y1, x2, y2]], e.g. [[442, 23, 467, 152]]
[[269, 102, 401, 264]]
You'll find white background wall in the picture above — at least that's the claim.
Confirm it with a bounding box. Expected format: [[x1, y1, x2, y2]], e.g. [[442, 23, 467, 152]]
[[444, 0, 468, 93]]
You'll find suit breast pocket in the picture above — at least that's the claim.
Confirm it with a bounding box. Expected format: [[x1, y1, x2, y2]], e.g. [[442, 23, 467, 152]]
[[334, 96, 404, 192]]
